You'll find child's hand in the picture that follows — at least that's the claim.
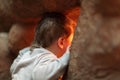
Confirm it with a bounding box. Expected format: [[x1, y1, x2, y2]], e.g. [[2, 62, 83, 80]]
[[65, 45, 71, 54]]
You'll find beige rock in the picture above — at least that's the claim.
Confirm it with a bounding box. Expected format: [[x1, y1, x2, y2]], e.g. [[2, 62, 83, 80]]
[[0, 32, 11, 80]]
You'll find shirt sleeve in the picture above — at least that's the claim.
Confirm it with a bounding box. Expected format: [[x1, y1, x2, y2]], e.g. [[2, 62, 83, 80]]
[[32, 52, 70, 80], [10, 47, 30, 73]]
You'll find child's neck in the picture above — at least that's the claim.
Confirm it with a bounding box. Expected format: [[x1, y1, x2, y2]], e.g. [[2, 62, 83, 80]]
[[46, 45, 62, 58]]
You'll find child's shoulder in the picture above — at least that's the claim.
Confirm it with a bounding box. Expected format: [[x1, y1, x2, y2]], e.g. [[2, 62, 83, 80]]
[[19, 47, 30, 55]]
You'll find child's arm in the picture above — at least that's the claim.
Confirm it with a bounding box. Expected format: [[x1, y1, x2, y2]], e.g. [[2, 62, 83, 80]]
[[32, 46, 70, 80]]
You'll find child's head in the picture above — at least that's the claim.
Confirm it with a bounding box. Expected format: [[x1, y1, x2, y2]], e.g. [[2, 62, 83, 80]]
[[31, 12, 75, 57]]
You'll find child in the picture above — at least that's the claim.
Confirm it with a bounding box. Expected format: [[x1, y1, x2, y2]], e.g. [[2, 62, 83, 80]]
[[10, 12, 75, 80]]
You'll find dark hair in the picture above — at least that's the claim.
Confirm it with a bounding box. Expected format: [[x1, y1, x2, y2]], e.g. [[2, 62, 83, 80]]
[[31, 12, 75, 50]]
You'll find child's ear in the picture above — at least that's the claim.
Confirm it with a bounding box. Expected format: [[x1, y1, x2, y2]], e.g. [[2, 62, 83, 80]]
[[57, 37, 65, 49]]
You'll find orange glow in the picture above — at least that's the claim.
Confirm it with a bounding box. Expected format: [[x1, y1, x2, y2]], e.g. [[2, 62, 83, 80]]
[[64, 7, 80, 26], [66, 18, 76, 45], [64, 7, 80, 44]]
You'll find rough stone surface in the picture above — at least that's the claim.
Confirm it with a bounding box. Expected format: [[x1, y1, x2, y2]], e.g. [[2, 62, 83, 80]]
[[0, 32, 11, 80], [0, 0, 80, 23], [8, 24, 36, 56], [66, 0, 120, 80]]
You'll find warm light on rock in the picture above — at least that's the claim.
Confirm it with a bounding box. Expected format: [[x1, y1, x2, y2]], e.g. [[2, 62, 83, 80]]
[[8, 24, 36, 56]]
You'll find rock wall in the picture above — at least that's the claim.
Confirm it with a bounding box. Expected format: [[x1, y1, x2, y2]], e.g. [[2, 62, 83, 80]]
[[0, 33, 11, 80], [0, 0, 79, 23], [66, 0, 120, 80]]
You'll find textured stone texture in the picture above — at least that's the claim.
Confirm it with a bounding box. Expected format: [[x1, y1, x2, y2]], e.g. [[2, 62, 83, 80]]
[[0, 32, 11, 80], [0, 0, 79, 23], [66, 0, 120, 80], [8, 24, 36, 56]]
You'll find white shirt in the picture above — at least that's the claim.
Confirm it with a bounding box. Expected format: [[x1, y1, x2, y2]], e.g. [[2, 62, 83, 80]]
[[10, 47, 70, 80]]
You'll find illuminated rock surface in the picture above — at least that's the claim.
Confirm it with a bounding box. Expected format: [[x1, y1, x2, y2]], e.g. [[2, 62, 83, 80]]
[[8, 24, 36, 56]]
